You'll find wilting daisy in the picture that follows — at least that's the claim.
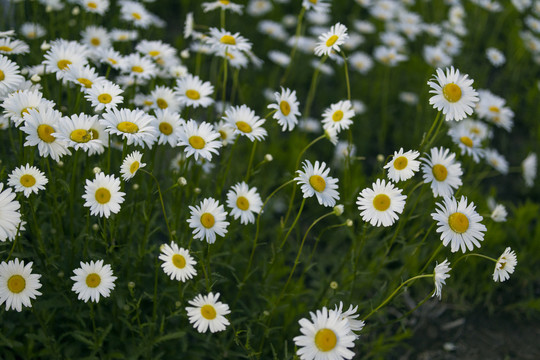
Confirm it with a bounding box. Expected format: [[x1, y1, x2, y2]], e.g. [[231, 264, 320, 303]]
[[267, 87, 301, 132], [226, 182, 263, 225], [314, 23, 349, 57], [186, 292, 230, 333], [0, 55, 24, 97], [187, 197, 229, 244], [120, 151, 146, 181], [159, 242, 197, 282], [493, 247, 517, 282], [152, 109, 184, 146], [293, 306, 356, 360], [54, 113, 105, 154], [100, 108, 157, 148], [0, 183, 23, 242], [321, 100, 355, 133], [357, 179, 407, 227], [71, 260, 117, 303], [432, 196, 487, 253], [178, 120, 222, 161], [83, 172, 126, 218], [7, 164, 48, 198], [422, 147, 463, 198], [207, 27, 252, 55], [384, 148, 421, 182], [433, 259, 451, 300], [522, 152, 537, 187], [295, 160, 340, 208], [175, 74, 214, 108], [223, 104, 267, 141], [0, 258, 42, 312], [85, 80, 124, 111]]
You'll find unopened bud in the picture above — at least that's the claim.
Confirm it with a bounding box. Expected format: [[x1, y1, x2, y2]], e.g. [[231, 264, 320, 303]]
[[31, 74, 41, 82], [40, 41, 51, 51], [92, 223, 99, 231], [178, 177, 187, 186], [128, 281, 135, 289], [57, 160, 64, 167], [132, 183, 139, 190], [264, 154, 273, 162], [330, 281, 338, 289], [180, 49, 190, 58], [333, 204, 344, 216], [194, 187, 201, 194], [376, 154, 385, 162], [93, 167, 101, 174], [72, 6, 80, 15], [346, 219, 353, 227]]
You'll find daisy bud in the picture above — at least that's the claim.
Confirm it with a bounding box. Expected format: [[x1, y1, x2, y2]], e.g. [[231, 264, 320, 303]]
[[132, 183, 139, 190], [330, 281, 339, 289], [92, 223, 99, 231], [30, 74, 41, 82], [159, 244, 166, 251], [263, 310, 270, 316], [128, 281, 135, 289], [40, 41, 51, 51], [264, 154, 273, 162], [68, 20, 77, 27], [46, 5, 53, 12], [171, 230, 177, 236], [180, 49, 190, 58], [333, 204, 344, 216], [57, 160, 64, 167], [123, 305, 130, 311], [58, 271, 64, 278], [21, 68, 28, 75], [346, 219, 353, 227], [376, 154, 385, 162], [194, 187, 201, 194], [178, 177, 187, 186], [175, 301, 182, 308], [93, 167, 101, 174], [72, 6, 80, 15]]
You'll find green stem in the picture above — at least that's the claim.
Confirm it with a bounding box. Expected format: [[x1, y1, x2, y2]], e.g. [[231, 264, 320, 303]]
[[303, 55, 328, 120], [141, 169, 173, 242], [280, 7, 306, 85], [279, 197, 306, 249], [341, 51, 351, 101], [419, 111, 441, 151], [244, 140, 257, 182], [453, 252, 498, 267]]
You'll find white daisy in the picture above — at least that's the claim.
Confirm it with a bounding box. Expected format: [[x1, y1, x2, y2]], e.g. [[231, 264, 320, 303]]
[[422, 147, 463, 198], [0, 54, 24, 97], [373, 46, 408, 67], [202, 0, 244, 14], [302, 0, 331, 14], [178, 120, 222, 161], [54, 113, 105, 154], [314, 22, 349, 57], [0, 258, 42, 312], [476, 90, 514, 131], [383, 148, 420, 182], [100, 108, 158, 148], [186, 292, 231, 333], [187, 197, 229, 244], [64, 64, 105, 91], [120, 151, 146, 181], [226, 182, 263, 225], [42, 39, 89, 80], [122, 53, 157, 81], [321, 100, 355, 133], [174, 74, 214, 109], [71, 260, 117, 303], [433, 259, 451, 300], [522, 152, 537, 187], [85, 80, 124, 111], [431, 196, 487, 253], [493, 247, 517, 282], [267, 87, 301, 132], [1, 89, 51, 127], [159, 243, 197, 282], [486, 47, 505, 67], [448, 123, 485, 163], [223, 104, 267, 142], [152, 109, 184, 146], [216, 119, 237, 145], [20, 22, 46, 40], [357, 179, 407, 227], [81, 25, 111, 51], [206, 28, 252, 55], [333, 302, 365, 338], [295, 160, 340, 208], [120, 1, 152, 28], [490, 203, 507, 222], [0, 183, 23, 242], [80, 0, 110, 15], [7, 164, 48, 198], [150, 85, 180, 112], [0, 38, 30, 55], [82, 172, 126, 218]]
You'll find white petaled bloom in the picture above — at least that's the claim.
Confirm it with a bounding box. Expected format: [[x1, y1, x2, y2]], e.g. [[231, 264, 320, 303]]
[[448, 124, 485, 163], [486, 47, 505, 67], [21, 107, 71, 162], [356, 179, 407, 227], [158, 242, 197, 282], [333, 302, 365, 338], [71, 260, 117, 303], [120, 150, 146, 181], [433, 259, 451, 300], [484, 148, 509, 174], [522, 152, 537, 187], [384, 148, 421, 182], [54, 113, 105, 154], [321, 100, 355, 134], [373, 46, 408, 67], [122, 53, 157, 81], [267, 87, 301, 132], [226, 182, 263, 225], [206, 28, 253, 55], [349, 51, 374, 75], [490, 203, 507, 222], [1, 89, 49, 127], [42, 40, 89, 80], [97, 47, 124, 70], [422, 147, 463, 198], [174, 74, 214, 108], [80, 0, 110, 15], [120, 1, 152, 28], [431, 196, 487, 253], [302, 0, 331, 14], [186, 292, 230, 333], [7, 164, 48, 198], [428, 66, 479, 122], [0, 38, 30, 55], [100, 108, 157, 148], [135, 40, 176, 66], [0, 183, 23, 242], [81, 25, 111, 51], [314, 23, 349, 57], [85, 80, 124, 112], [20, 22, 46, 40], [268, 50, 291, 67], [150, 85, 180, 112], [400, 92, 419, 106], [0, 258, 42, 312], [187, 198, 229, 244], [178, 120, 222, 161], [493, 247, 517, 282], [293, 306, 356, 360], [476, 90, 514, 131], [110, 28, 138, 42], [202, 1, 244, 14], [64, 64, 105, 91], [223, 104, 267, 142], [82, 172, 126, 218], [295, 160, 340, 208], [0, 54, 24, 97], [152, 109, 184, 146]]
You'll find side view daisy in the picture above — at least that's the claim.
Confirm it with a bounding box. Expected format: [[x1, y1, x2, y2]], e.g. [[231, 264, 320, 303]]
[[178, 120, 222, 161], [71, 260, 117, 303], [159, 242, 197, 282], [356, 179, 407, 227], [187, 197, 229, 244], [120, 150, 146, 181], [226, 182, 263, 225], [383, 148, 420, 182], [433, 259, 451, 300], [295, 160, 340, 208], [267, 87, 301, 132], [422, 147, 463, 198], [493, 247, 517, 282], [82, 172, 126, 218], [0, 183, 23, 242], [333, 302, 365, 339], [0, 258, 42, 312], [314, 22, 349, 57], [321, 100, 355, 133], [7, 164, 48, 197], [174, 74, 214, 108], [0, 54, 24, 97], [186, 292, 231, 333]]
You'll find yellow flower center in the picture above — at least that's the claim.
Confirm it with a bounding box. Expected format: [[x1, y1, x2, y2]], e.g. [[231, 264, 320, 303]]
[[130, 161, 140, 174], [185, 89, 200, 100], [189, 135, 206, 149], [37, 124, 56, 143], [0, 46, 13, 52], [156, 98, 168, 109], [70, 129, 91, 143], [309, 175, 326, 192], [236, 121, 252, 133], [57, 59, 72, 70], [90, 37, 101, 46], [325, 35, 339, 47], [117, 121, 139, 134], [107, 57, 118, 65], [89, 129, 99, 140], [98, 93, 112, 104], [0, 69, 4, 81], [200, 304, 217, 320], [200, 213, 215, 229], [432, 164, 448, 181], [132, 12, 142, 20], [131, 66, 144, 73], [144, 100, 153, 106], [77, 78, 93, 88], [442, 83, 462, 103], [172, 254, 186, 269], [20, 174, 36, 187], [332, 110, 344, 122], [373, 194, 391, 211], [87, 1, 97, 9], [7, 275, 26, 294], [448, 212, 469, 233], [85, 273, 101, 288], [280, 101, 291, 116], [488, 106, 500, 113], [219, 0, 230, 4], [159, 122, 173, 135], [219, 130, 227, 140], [236, 196, 250, 211], [393, 156, 408, 170], [314, 328, 337, 352], [220, 35, 236, 45], [118, 35, 128, 41], [95, 187, 111, 204], [460, 136, 473, 148], [309, 0, 318, 3], [148, 50, 160, 57]]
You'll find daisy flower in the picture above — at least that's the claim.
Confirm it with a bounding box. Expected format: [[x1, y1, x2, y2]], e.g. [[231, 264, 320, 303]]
[[422, 147, 463, 198], [7, 164, 48, 198], [81, 25, 111, 51], [0, 38, 30, 55], [431, 196, 487, 253], [490, 203, 507, 222], [178, 120, 222, 161], [158, 243, 197, 282], [321, 100, 355, 133], [207, 28, 252, 55], [0, 183, 23, 242], [476, 90, 514, 131], [100, 108, 157, 148], [314, 23, 349, 57], [373, 46, 408, 67], [268, 50, 291, 67], [71, 260, 117, 303], [187, 197, 229, 244], [120, 151, 146, 181], [0, 54, 24, 97], [349, 51, 374, 75], [216, 120, 237, 145], [357, 179, 407, 227], [82, 172, 126, 218], [226, 182, 263, 225], [486, 47, 505, 67], [152, 109, 184, 146], [448, 124, 485, 163], [223, 104, 267, 141], [186, 292, 230, 333], [120, 1, 153, 28], [64, 64, 105, 91], [122, 53, 157, 81], [384, 148, 420, 182], [293, 306, 356, 360], [0, 258, 42, 312], [174, 74, 214, 109], [1, 89, 50, 127], [433, 259, 451, 300], [522, 152, 537, 187], [150, 85, 180, 112], [295, 160, 340, 208], [85, 80, 124, 112], [54, 113, 105, 154], [136, 40, 176, 65], [333, 302, 365, 338], [80, 0, 110, 15], [267, 87, 301, 132], [493, 247, 517, 282], [42, 39, 88, 80], [202, 1, 243, 14], [427, 66, 479, 122], [302, 0, 331, 13], [20, 22, 46, 40]]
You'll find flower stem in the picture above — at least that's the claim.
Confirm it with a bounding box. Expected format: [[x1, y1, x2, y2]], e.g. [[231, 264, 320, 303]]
[[244, 140, 257, 182], [280, 7, 306, 85], [141, 169, 173, 242], [419, 111, 442, 151], [279, 197, 306, 249], [341, 51, 351, 101], [453, 252, 498, 267]]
